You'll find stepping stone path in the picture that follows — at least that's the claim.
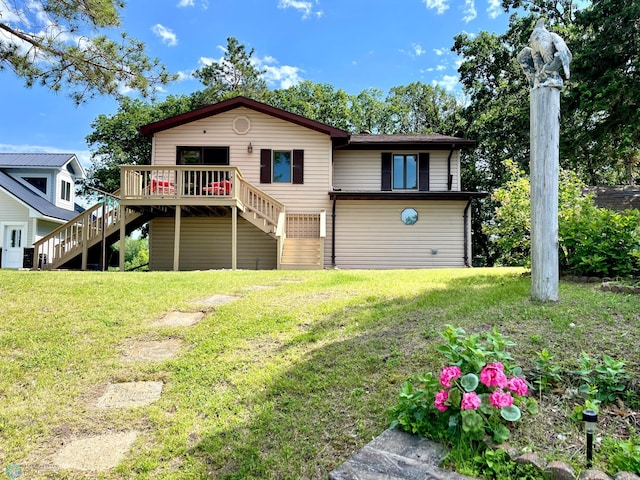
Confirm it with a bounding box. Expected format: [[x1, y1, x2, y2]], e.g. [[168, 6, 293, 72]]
[[122, 339, 183, 362], [46, 291, 245, 474], [52, 431, 138, 471], [96, 381, 164, 409], [151, 311, 205, 327]]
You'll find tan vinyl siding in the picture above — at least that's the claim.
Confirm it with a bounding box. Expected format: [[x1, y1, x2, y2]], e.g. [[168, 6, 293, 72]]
[[328, 200, 467, 269], [151, 107, 333, 213], [149, 215, 277, 271], [333, 149, 460, 191]]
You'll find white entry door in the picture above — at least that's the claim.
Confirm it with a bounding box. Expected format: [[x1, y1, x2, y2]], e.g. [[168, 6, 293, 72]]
[[2, 224, 25, 268]]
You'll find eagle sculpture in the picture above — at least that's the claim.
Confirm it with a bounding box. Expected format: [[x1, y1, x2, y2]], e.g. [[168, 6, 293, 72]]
[[518, 18, 572, 88]]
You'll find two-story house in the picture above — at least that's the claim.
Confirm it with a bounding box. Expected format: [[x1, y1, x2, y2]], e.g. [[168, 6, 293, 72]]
[[0, 153, 85, 268], [34, 97, 485, 271]]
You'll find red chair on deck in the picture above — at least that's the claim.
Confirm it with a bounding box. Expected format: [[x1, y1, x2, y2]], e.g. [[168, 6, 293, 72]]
[[150, 178, 176, 194], [202, 180, 232, 195]]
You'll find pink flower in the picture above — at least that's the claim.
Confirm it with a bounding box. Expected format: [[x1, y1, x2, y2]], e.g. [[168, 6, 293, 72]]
[[434, 389, 449, 412], [507, 377, 529, 396], [461, 392, 481, 410], [439, 366, 462, 388], [489, 389, 514, 408], [480, 362, 508, 389]]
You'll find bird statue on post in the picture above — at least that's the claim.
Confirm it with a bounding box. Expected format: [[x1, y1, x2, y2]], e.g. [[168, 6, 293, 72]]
[[518, 18, 572, 88]]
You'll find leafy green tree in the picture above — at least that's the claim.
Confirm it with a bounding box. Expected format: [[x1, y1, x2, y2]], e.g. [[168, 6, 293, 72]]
[[192, 37, 269, 105], [0, 0, 174, 103], [268, 80, 353, 131], [385, 82, 463, 136], [567, 0, 640, 184], [85, 95, 196, 192], [349, 88, 393, 134]]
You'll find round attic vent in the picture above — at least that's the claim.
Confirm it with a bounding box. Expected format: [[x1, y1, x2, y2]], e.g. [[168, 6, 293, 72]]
[[232, 115, 251, 135]]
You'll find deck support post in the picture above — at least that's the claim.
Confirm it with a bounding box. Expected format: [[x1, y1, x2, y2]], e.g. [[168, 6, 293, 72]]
[[81, 215, 89, 270], [119, 205, 126, 271], [231, 205, 237, 270], [173, 206, 181, 271]]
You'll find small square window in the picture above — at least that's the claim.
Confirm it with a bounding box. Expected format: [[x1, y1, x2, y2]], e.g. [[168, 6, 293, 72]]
[[273, 151, 292, 183]]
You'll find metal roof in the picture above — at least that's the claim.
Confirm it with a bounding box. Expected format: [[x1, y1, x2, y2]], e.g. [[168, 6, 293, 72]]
[[0, 153, 78, 168], [0, 170, 82, 221]]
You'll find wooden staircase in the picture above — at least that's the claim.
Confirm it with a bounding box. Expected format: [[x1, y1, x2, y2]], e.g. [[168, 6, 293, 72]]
[[33, 192, 149, 270], [280, 237, 323, 270]]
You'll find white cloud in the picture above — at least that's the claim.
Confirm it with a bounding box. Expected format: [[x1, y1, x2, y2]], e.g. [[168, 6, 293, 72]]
[[197, 52, 304, 89], [436, 64, 447, 71], [487, 0, 502, 18], [423, 0, 449, 14], [177, 0, 194, 6], [463, 0, 477, 22], [253, 56, 303, 89], [152, 24, 177, 46], [433, 48, 448, 56], [432, 75, 459, 92], [413, 44, 426, 56], [278, 0, 323, 19]]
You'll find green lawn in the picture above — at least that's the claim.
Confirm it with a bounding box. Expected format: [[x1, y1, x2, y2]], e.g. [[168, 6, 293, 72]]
[[0, 268, 638, 479]]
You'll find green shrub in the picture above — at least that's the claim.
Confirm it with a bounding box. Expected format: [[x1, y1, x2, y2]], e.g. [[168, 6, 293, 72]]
[[486, 160, 640, 276], [601, 429, 640, 474]]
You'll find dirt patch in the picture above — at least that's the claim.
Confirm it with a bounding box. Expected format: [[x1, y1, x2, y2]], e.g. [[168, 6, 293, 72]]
[[151, 311, 205, 327], [122, 339, 183, 362], [52, 431, 138, 471], [96, 381, 163, 409]]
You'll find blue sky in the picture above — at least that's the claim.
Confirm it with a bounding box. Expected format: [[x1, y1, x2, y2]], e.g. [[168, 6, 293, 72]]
[[0, 0, 510, 170]]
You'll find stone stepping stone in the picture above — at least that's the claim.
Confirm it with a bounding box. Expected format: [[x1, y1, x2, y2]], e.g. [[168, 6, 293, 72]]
[[151, 311, 204, 327], [52, 431, 138, 471], [96, 381, 163, 409], [192, 294, 241, 307], [122, 339, 183, 362]]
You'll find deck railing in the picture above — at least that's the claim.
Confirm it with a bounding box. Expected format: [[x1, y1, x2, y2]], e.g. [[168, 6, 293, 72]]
[[120, 165, 285, 233], [121, 165, 238, 200]]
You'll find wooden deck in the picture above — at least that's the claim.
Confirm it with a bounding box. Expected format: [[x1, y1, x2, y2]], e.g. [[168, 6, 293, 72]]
[[35, 166, 325, 271]]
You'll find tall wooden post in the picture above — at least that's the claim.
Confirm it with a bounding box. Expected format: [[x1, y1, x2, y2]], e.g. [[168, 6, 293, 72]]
[[518, 18, 571, 302], [530, 87, 560, 301]]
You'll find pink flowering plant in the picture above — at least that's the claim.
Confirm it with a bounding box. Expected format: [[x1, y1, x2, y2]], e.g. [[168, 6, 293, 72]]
[[390, 326, 538, 444]]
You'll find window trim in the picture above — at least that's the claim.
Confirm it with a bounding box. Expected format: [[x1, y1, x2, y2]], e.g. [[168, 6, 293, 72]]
[[23, 176, 48, 194], [60, 180, 71, 201]]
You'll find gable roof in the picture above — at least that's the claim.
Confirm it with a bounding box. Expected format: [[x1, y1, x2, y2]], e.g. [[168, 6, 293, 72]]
[[139, 96, 352, 140], [0, 171, 83, 222], [0, 153, 86, 178]]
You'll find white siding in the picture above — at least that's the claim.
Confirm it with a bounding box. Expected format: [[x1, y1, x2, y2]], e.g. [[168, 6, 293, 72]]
[[333, 149, 460, 192], [328, 200, 467, 269], [0, 189, 34, 246], [149, 215, 277, 271], [151, 107, 333, 213]]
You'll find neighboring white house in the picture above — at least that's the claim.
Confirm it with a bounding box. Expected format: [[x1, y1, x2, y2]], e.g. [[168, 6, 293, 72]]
[[0, 153, 85, 268]]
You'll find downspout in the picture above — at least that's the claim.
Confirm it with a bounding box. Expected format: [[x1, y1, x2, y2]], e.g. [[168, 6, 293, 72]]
[[463, 199, 472, 267], [447, 147, 454, 191], [331, 195, 337, 267]]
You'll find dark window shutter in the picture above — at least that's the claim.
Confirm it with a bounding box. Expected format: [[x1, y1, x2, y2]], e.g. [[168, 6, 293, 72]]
[[381, 152, 392, 191], [293, 150, 304, 184], [260, 149, 272, 184], [419, 153, 430, 191]]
